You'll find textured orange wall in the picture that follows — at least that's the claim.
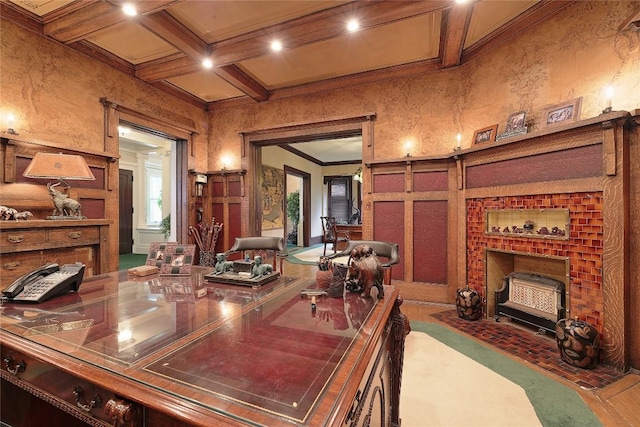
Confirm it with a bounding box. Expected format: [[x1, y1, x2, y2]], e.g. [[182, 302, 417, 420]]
[[208, 1, 639, 166], [0, 19, 208, 170]]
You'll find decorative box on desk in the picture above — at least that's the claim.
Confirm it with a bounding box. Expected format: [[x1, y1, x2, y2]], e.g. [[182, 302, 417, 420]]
[[0, 267, 407, 426], [0, 219, 111, 284]]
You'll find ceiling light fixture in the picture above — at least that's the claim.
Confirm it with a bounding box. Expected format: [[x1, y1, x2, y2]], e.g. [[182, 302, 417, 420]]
[[122, 3, 137, 17], [202, 58, 214, 69], [347, 19, 360, 32], [271, 40, 283, 52]]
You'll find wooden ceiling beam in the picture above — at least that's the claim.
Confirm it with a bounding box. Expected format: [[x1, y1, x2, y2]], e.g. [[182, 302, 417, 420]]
[[135, 54, 200, 82], [214, 65, 269, 102], [210, 0, 452, 67], [138, 10, 208, 61], [440, 3, 473, 68], [43, 0, 177, 44]]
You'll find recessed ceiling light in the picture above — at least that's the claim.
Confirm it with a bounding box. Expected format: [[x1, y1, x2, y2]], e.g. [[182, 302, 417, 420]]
[[271, 40, 283, 52], [454, 0, 469, 4], [347, 19, 360, 32], [202, 58, 213, 69], [122, 3, 137, 17]]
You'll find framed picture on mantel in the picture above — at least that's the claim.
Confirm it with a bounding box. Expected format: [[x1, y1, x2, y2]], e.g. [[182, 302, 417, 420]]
[[472, 124, 498, 144], [540, 97, 582, 128]]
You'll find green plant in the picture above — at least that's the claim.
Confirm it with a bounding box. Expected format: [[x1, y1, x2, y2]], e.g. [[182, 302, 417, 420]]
[[159, 213, 171, 239], [286, 191, 300, 227]]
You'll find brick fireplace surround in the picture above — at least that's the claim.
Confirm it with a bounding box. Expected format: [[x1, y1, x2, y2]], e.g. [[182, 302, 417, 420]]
[[467, 192, 604, 329]]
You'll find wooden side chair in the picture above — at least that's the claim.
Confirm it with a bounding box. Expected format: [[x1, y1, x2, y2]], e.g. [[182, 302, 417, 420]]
[[320, 216, 349, 256]]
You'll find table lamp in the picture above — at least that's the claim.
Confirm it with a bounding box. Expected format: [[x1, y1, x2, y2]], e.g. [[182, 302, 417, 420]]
[[23, 152, 95, 220]]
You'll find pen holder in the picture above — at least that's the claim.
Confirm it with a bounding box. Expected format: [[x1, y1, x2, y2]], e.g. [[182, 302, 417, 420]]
[[199, 251, 215, 267]]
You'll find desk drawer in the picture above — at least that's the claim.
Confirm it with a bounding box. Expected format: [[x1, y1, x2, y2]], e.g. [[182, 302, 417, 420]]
[[0, 252, 43, 284], [0, 230, 47, 254], [1, 345, 119, 426], [49, 227, 100, 246]]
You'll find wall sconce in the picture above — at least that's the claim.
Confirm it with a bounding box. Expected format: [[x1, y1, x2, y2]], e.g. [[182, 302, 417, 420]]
[[404, 140, 412, 157], [23, 152, 96, 220], [195, 173, 207, 197], [602, 86, 614, 114], [353, 167, 363, 183], [6, 113, 18, 135], [220, 155, 231, 170]]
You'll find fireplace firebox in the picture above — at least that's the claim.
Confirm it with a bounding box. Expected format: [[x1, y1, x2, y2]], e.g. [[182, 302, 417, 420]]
[[495, 272, 566, 334]]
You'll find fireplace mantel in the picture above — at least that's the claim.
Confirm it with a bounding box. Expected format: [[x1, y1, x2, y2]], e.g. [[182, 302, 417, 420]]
[[461, 110, 634, 370]]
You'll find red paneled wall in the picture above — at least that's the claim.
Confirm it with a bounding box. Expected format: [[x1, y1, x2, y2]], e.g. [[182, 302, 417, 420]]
[[466, 145, 602, 188], [413, 201, 448, 283], [373, 173, 404, 193], [373, 201, 404, 280], [466, 192, 604, 330]]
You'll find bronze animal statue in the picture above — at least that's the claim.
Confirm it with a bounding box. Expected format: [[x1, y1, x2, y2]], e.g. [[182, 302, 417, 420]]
[[47, 182, 82, 217], [213, 253, 234, 275], [250, 255, 273, 279], [344, 244, 384, 299], [0, 206, 32, 221]]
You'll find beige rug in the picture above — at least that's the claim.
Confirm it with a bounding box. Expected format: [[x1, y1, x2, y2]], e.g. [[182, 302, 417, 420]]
[[290, 245, 351, 264], [401, 331, 542, 427]]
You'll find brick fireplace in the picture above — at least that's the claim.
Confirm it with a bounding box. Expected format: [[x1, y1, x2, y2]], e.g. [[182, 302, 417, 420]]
[[466, 192, 604, 333]]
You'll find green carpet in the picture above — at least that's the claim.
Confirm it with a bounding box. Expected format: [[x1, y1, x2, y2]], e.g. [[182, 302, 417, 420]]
[[411, 321, 601, 427], [118, 253, 148, 270]]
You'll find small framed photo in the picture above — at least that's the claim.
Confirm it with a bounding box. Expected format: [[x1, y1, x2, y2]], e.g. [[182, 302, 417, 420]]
[[147, 242, 173, 268], [540, 97, 582, 128], [472, 125, 498, 144], [159, 244, 196, 275], [505, 110, 527, 133]]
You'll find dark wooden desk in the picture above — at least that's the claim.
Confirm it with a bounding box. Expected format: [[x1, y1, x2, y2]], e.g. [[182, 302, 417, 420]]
[[1, 268, 407, 426], [335, 224, 362, 250]]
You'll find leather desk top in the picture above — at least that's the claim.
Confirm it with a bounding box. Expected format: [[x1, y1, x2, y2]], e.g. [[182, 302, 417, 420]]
[[0, 267, 394, 426]]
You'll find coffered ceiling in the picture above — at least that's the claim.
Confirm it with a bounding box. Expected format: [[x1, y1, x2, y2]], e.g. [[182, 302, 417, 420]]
[[2, 0, 573, 110]]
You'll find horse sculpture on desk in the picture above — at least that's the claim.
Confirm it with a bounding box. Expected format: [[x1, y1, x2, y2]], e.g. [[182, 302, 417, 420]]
[[344, 244, 384, 299]]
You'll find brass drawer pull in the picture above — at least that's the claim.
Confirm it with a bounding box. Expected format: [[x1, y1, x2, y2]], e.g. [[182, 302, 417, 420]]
[[3, 261, 20, 270], [3, 355, 26, 375], [68, 231, 82, 239], [73, 385, 102, 413], [8, 234, 24, 243]]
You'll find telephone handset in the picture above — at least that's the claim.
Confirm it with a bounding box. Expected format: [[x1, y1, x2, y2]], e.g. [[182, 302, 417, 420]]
[[2, 262, 85, 303]]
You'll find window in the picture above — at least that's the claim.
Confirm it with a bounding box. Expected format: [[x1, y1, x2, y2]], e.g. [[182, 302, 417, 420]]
[[146, 165, 163, 226], [326, 177, 351, 223]]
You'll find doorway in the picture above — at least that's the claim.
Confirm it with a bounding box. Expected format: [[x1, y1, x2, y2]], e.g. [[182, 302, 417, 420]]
[[284, 166, 311, 248], [241, 115, 373, 245], [118, 169, 133, 254], [118, 124, 178, 254]]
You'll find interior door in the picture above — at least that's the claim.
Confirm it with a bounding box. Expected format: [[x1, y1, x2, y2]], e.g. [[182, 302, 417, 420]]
[[118, 169, 133, 254]]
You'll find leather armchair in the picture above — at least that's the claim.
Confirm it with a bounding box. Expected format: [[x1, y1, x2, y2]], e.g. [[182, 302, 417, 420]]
[[326, 240, 400, 285]]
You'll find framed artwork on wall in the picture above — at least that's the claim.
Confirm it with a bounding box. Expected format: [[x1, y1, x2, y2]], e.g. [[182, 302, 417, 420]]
[[540, 97, 582, 128], [472, 125, 498, 144], [261, 165, 284, 231]]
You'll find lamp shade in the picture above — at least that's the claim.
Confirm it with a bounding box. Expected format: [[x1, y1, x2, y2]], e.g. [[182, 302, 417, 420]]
[[23, 152, 95, 181]]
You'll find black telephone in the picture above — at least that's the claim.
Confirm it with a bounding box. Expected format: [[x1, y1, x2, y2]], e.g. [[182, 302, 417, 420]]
[[2, 262, 85, 303]]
